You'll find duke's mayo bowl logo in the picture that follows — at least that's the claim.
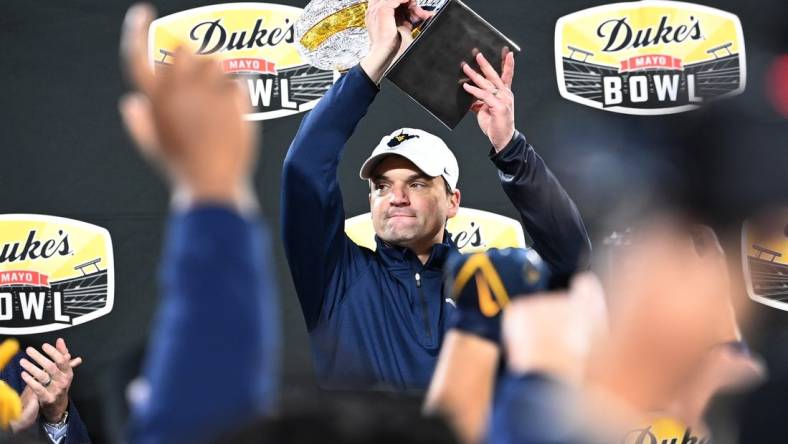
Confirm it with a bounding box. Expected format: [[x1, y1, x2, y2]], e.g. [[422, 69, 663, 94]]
[[345, 207, 527, 253], [148, 3, 340, 121], [555, 1, 746, 115], [0, 215, 114, 335]]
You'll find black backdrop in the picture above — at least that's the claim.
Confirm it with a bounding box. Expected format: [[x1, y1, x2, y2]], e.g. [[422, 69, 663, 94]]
[[2, 0, 787, 441]]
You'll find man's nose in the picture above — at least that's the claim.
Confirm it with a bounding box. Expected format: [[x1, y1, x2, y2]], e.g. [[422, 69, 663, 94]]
[[389, 184, 410, 206]]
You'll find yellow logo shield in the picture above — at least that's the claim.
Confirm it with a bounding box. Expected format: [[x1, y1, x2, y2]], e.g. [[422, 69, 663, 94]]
[[345, 207, 527, 253], [555, 1, 746, 115], [148, 3, 339, 121], [0, 215, 114, 335]]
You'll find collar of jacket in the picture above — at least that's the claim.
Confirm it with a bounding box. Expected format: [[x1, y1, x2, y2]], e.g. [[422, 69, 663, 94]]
[[374, 230, 457, 271]]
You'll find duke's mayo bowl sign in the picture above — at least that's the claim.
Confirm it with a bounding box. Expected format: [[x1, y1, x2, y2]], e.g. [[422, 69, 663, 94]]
[[0, 215, 114, 335], [555, 1, 746, 115], [149, 3, 339, 121]]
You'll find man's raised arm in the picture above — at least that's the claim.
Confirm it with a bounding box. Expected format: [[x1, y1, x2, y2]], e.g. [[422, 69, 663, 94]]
[[281, 0, 433, 329], [490, 133, 591, 281], [461, 51, 591, 281], [281, 66, 378, 330]]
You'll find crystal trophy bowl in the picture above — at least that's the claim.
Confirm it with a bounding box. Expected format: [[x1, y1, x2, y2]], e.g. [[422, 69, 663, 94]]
[[295, 0, 446, 72]]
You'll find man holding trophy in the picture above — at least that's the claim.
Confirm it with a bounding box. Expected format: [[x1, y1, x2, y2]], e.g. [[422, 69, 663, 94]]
[[282, 0, 590, 391]]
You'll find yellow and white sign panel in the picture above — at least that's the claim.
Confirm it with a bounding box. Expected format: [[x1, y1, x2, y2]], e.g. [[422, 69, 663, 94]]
[[555, 1, 745, 115], [149, 3, 339, 121], [0, 215, 114, 335], [345, 207, 526, 253]]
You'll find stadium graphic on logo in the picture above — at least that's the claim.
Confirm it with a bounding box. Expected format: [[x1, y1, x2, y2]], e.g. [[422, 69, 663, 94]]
[[555, 1, 746, 115], [149, 3, 340, 121], [742, 212, 788, 311], [0, 215, 114, 335]]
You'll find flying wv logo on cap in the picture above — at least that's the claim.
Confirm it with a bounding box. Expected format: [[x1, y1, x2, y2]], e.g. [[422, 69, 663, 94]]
[[387, 132, 420, 148]]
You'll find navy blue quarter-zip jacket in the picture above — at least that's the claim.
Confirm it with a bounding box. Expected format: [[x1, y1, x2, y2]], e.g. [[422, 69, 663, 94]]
[[281, 64, 591, 392]]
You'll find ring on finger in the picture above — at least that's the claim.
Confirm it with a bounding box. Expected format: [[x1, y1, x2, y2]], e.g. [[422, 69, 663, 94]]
[[491, 88, 499, 97], [41, 373, 52, 388]]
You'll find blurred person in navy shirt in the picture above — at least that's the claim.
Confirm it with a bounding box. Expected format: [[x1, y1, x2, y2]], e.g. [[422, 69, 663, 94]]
[[118, 4, 279, 443]]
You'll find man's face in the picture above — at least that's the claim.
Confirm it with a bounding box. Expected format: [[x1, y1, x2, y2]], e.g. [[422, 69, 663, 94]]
[[369, 156, 460, 249]]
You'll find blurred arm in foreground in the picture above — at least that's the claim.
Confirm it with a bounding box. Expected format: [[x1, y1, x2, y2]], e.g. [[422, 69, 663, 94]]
[[119, 4, 279, 443]]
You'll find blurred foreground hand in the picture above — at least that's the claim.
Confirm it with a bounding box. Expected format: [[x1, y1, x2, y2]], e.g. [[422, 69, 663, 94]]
[[119, 3, 257, 209]]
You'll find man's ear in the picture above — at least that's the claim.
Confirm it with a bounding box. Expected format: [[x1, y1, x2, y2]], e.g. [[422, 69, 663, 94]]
[[447, 189, 461, 218]]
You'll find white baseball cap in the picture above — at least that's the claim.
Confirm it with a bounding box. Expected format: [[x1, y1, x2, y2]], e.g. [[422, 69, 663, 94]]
[[359, 128, 460, 190]]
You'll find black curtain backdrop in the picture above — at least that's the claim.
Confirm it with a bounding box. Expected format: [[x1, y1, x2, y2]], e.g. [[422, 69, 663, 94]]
[[2, 0, 787, 441]]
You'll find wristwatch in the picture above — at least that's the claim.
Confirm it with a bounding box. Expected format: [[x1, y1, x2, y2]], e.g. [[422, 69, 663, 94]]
[[42, 410, 68, 427]]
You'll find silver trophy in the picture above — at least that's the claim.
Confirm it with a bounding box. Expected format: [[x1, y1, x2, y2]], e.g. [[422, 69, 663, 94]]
[[295, 0, 447, 72]]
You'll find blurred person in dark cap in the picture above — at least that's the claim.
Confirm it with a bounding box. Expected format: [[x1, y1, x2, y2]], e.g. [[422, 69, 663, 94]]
[[491, 220, 761, 444], [426, 219, 763, 444], [586, 220, 763, 439], [118, 3, 279, 443]]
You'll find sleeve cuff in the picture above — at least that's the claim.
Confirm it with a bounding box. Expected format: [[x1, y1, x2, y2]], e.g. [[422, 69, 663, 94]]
[[350, 64, 381, 92], [489, 130, 525, 161], [173, 203, 258, 225], [170, 185, 260, 219]]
